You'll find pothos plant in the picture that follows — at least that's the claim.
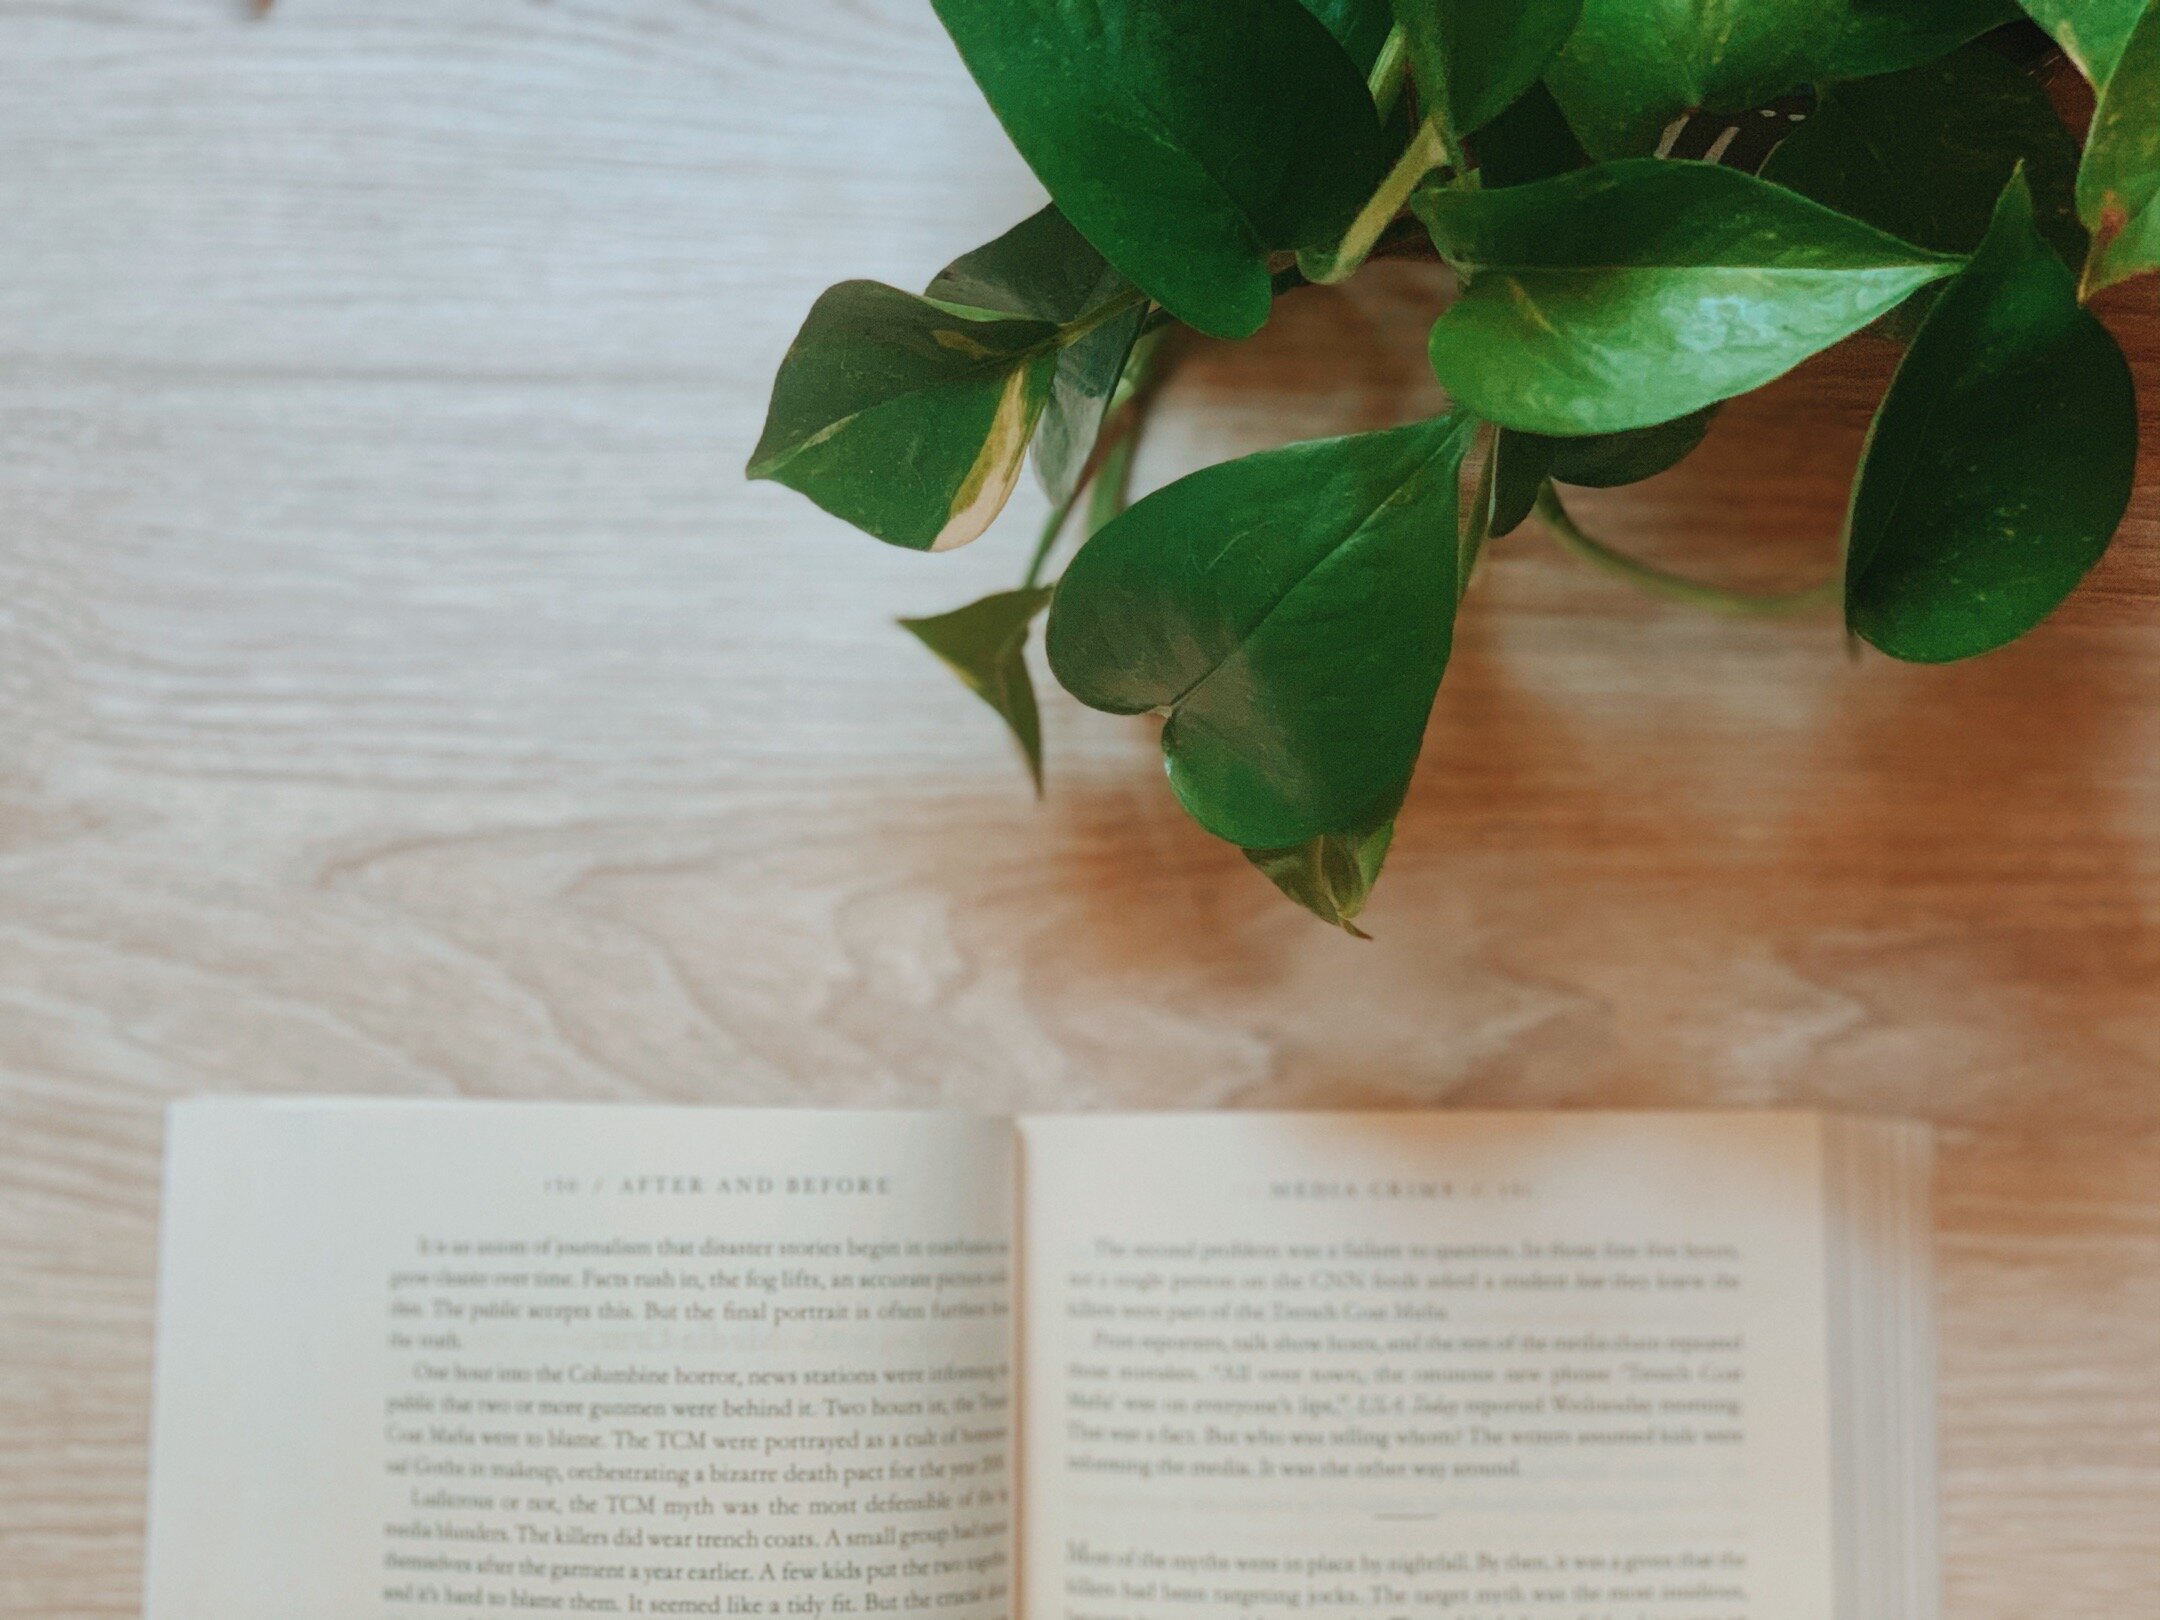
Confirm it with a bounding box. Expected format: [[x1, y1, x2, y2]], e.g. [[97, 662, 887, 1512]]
[[749, 0, 2156, 934]]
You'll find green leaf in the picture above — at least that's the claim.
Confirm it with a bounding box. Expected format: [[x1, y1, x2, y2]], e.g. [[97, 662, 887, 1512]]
[[1761, 43, 2085, 269], [927, 205, 1115, 320], [1046, 414, 1476, 849], [1482, 407, 1713, 539], [1280, 0, 1583, 285], [1482, 426, 1550, 538], [1244, 799, 1398, 936], [2077, 0, 2160, 293], [899, 587, 1058, 791], [1300, 0, 1399, 73], [928, 206, 1146, 505], [1540, 407, 1719, 486], [1545, 0, 1847, 158], [748, 280, 1071, 551], [1471, 80, 1592, 188], [1389, 0, 1584, 141], [1845, 175, 2137, 662], [928, 0, 1388, 339], [1828, 0, 2022, 78], [1416, 160, 1961, 435], [2017, 0, 2146, 85]]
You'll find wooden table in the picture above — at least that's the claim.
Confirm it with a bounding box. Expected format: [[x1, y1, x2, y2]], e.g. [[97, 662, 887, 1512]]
[[2, 3, 2156, 1613]]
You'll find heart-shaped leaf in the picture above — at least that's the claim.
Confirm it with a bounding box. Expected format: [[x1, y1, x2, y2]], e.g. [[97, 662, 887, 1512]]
[[1390, 0, 1585, 142], [1047, 414, 1476, 849], [2076, 0, 2160, 293], [1828, 0, 2023, 78], [2018, 0, 2145, 85], [1416, 160, 1960, 435], [1762, 42, 2085, 268], [749, 280, 1081, 551], [928, 206, 1146, 505], [1846, 175, 2137, 662], [929, 0, 1388, 339], [900, 587, 1058, 790], [1244, 796, 1399, 936], [1546, 0, 1846, 158]]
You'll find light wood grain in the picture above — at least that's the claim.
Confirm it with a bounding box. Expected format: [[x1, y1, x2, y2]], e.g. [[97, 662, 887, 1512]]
[[1, 3, 2156, 1614]]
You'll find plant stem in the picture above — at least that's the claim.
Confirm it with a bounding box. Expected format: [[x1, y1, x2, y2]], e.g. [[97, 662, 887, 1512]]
[[1020, 479, 1086, 591], [1020, 337, 1176, 588], [1459, 424, 1498, 604], [1019, 410, 1139, 589], [1535, 485, 1839, 617], [1056, 282, 1150, 345], [1301, 118, 1450, 284], [1085, 427, 1140, 539]]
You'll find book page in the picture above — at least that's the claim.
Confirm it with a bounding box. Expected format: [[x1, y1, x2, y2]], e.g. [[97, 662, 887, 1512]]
[[147, 1101, 1015, 1620], [1018, 1113, 1836, 1620]]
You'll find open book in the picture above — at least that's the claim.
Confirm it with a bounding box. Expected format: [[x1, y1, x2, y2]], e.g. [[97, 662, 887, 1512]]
[[146, 1104, 1935, 1620]]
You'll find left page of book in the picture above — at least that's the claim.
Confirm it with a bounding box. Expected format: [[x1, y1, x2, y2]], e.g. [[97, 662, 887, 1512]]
[[145, 1100, 1016, 1620]]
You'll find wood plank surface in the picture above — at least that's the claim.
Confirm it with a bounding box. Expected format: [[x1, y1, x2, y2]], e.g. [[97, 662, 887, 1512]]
[[0, 3, 2155, 1614]]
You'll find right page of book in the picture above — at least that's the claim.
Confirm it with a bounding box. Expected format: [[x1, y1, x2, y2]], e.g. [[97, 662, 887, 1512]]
[[1017, 1112, 1836, 1620]]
